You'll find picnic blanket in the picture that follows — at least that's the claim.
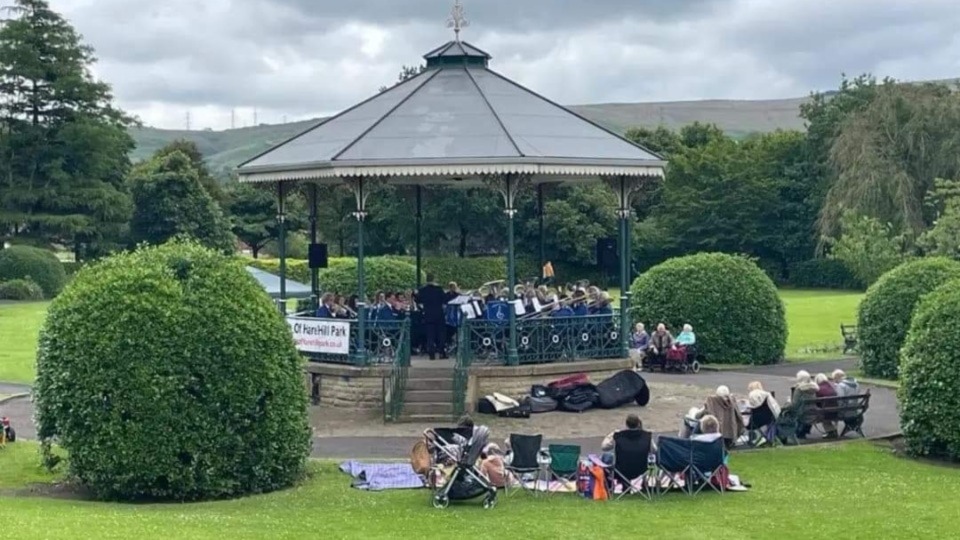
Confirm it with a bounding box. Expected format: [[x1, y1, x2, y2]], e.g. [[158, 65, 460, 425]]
[[340, 461, 425, 491]]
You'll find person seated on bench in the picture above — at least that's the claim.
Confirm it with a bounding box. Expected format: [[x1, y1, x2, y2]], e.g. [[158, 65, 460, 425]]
[[647, 323, 674, 365], [789, 371, 819, 439], [746, 381, 781, 445], [831, 369, 860, 398], [691, 415, 723, 443], [601, 414, 657, 465], [630, 323, 649, 368], [815, 373, 839, 439], [676, 324, 696, 347], [703, 386, 744, 449]]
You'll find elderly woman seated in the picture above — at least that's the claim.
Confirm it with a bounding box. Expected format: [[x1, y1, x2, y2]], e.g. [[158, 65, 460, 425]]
[[691, 415, 723, 443], [703, 386, 745, 449], [745, 381, 781, 446], [786, 371, 820, 439], [675, 324, 696, 347]]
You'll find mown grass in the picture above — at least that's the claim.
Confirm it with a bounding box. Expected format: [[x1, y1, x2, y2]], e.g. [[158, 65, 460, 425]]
[[0, 301, 49, 384], [779, 289, 863, 360], [0, 442, 957, 539]]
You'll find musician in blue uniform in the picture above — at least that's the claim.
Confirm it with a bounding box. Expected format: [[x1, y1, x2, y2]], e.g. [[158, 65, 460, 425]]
[[592, 292, 614, 316], [315, 293, 337, 319]]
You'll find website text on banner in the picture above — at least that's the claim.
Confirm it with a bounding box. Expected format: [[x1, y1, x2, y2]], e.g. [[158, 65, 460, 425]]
[[287, 317, 350, 355]]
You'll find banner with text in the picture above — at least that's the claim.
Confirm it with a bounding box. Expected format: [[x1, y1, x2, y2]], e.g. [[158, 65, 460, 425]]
[[287, 317, 350, 355]]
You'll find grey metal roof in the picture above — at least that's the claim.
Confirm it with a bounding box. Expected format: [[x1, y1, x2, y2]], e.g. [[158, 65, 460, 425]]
[[238, 40, 664, 180], [246, 266, 312, 299]]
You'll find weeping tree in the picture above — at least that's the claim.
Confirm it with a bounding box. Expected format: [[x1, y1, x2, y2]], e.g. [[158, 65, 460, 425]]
[[819, 83, 960, 240]]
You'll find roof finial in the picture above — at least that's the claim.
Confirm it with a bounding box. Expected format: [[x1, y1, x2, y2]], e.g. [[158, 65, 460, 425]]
[[447, 0, 468, 42]]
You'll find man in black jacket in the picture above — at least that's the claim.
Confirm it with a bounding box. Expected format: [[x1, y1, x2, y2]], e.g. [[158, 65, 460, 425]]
[[417, 274, 447, 359]]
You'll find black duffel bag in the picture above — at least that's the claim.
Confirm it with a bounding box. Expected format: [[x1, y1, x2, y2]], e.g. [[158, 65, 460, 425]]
[[558, 383, 599, 413]]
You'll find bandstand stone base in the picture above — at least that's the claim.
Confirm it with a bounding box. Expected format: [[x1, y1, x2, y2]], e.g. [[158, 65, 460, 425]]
[[304, 357, 634, 414], [465, 357, 633, 412], [304, 363, 390, 410]]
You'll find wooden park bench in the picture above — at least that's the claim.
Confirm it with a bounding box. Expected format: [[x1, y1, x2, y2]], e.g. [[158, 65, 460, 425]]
[[778, 391, 871, 445], [840, 324, 858, 354]]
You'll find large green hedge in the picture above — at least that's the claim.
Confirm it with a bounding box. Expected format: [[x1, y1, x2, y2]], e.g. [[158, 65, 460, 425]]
[[629, 253, 787, 365], [857, 257, 960, 379], [319, 258, 424, 294], [899, 280, 960, 460], [0, 278, 44, 300], [787, 259, 863, 290], [0, 246, 67, 298], [34, 241, 311, 501]]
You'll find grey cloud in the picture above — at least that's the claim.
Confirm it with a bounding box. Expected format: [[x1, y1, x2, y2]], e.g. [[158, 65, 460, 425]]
[[50, 0, 960, 129]]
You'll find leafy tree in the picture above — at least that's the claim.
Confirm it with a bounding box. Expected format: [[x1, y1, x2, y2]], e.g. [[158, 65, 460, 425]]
[[624, 126, 682, 158], [0, 0, 136, 258], [918, 179, 960, 258], [154, 140, 225, 204], [537, 185, 617, 265], [651, 131, 779, 257], [129, 151, 235, 252], [225, 183, 307, 259], [818, 81, 960, 237], [827, 212, 908, 287]]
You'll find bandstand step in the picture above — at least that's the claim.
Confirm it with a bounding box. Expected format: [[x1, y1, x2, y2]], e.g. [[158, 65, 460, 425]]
[[407, 367, 455, 379], [403, 401, 454, 416], [398, 413, 455, 423], [405, 390, 453, 403], [406, 378, 454, 391]]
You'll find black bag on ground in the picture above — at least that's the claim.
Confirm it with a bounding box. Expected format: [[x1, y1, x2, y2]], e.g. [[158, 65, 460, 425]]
[[596, 370, 648, 409], [530, 384, 550, 398], [558, 383, 599, 413], [523, 395, 559, 413], [478, 393, 531, 418]]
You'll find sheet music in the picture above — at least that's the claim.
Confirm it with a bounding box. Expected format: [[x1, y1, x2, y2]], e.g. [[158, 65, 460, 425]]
[[532, 297, 542, 312], [512, 299, 525, 315], [460, 304, 476, 319]]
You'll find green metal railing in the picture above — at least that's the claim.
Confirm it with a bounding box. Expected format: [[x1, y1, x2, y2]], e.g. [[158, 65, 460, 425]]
[[300, 318, 411, 367], [383, 321, 411, 422], [456, 314, 622, 366], [452, 313, 623, 415]]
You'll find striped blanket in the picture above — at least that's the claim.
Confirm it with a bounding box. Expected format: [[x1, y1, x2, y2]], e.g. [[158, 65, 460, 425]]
[[340, 461, 425, 491]]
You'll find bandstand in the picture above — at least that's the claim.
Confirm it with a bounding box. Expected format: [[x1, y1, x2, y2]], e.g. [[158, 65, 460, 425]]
[[237, 12, 665, 421]]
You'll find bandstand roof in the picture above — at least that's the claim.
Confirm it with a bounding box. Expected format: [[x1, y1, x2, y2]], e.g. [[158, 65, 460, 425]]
[[237, 38, 665, 185]]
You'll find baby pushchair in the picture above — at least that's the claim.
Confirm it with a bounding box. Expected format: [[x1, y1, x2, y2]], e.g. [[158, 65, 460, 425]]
[[424, 425, 498, 510]]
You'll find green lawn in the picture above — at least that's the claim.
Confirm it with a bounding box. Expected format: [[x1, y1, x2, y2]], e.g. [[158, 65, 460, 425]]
[[780, 289, 862, 360], [0, 442, 956, 538], [0, 301, 49, 384]]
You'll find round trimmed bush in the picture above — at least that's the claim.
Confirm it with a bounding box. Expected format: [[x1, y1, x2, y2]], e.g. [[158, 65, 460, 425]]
[[0, 278, 44, 300], [0, 246, 67, 298], [899, 280, 960, 460], [34, 241, 311, 501], [629, 253, 786, 365], [857, 257, 960, 379], [318, 258, 424, 294]]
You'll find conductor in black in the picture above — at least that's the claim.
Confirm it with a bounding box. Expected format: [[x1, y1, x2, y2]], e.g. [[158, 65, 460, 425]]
[[417, 273, 447, 360]]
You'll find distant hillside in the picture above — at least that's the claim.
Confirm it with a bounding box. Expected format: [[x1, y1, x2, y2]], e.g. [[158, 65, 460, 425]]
[[129, 96, 811, 178]]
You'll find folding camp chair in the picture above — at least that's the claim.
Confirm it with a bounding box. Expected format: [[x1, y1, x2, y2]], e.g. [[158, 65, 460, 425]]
[[606, 430, 655, 500], [689, 438, 727, 495], [546, 444, 580, 494], [503, 434, 548, 497], [745, 401, 777, 448], [655, 437, 727, 496], [656, 436, 692, 495]]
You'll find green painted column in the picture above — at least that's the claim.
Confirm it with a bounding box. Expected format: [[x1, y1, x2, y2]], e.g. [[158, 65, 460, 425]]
[[308, 183, 319, 311], [353, 178, 368, 366], [506, 174, 519, 366], [618, 177, 631, 358], [537, 183, 545, 273], [415, 185, 423, 289], [277, 182, 287, 312]]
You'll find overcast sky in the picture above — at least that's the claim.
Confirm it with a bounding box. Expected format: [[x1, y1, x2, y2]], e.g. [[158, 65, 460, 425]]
[[49, 0, 960, 130]]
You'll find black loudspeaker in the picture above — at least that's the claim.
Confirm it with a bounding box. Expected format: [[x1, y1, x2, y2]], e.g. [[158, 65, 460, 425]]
[[308, 243, 328, 269], [596, 237, 618, 273]]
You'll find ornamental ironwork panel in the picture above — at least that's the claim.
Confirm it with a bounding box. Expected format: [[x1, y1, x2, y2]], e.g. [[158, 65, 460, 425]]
[[301, 317, 411, 367]]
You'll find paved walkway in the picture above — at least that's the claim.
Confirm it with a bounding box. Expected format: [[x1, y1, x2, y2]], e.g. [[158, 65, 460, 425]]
[[0, 358, 898, 459]]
